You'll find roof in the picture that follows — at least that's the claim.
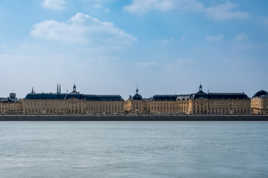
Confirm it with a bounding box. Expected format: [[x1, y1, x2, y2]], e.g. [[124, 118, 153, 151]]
[[152, 95, 178, 101], [152, 92, 249, 101], [253, 90, 268, 98], [176, 94, 191, 100], [25, 93, 124, 101], [176, 91, 250, 100], [132, 93, 142, 100], [207, 93, 249, 99], [191, 90, 208, 99], [132, 88, 143, 100], [261, 95, 268, 99], [0, 98, 9, 102]]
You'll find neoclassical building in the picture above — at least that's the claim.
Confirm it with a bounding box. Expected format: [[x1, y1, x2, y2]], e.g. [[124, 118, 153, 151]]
[[0, 85, 265, 116], [251, 90, 268, 115], [148, 95, 181, 114], [0, 93, 23, 114], [124, 89, 150, 114], [125, 85, 251, 115], [178, 85, 250, 115], [22, 85, 124, 115]]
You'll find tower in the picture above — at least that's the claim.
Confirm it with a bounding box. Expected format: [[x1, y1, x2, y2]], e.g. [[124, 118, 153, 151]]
[[57, 84, 61, 94], [31, 87, 35, 94], [73, 84, 77, 93], [199, 84, 203, 92], [136, 88, 139, 94]]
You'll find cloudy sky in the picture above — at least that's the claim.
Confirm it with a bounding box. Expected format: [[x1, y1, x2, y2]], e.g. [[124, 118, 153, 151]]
[[0, 0, 267, 98]]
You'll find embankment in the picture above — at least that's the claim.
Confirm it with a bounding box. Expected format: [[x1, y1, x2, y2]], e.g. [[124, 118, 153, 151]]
[[0, 115, 268, 121]]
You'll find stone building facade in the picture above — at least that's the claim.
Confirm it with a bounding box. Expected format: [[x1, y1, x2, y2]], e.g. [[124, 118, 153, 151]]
[[0, 85, 265, 116], [0, 101, 23, 114], [22, 85, 124, 115], [125, 85, 251, 115], [176, 85, 250, 115], [251, 90, 268, 115], [124, 89, 149, 114], [0, 93, 23, 114], [148, 95, 181, 114]]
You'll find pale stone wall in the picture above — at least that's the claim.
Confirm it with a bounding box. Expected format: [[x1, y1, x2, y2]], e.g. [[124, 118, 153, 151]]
[[191, 99, 209, 114], [264, 98, 268, 114], [0, 94, 254, 115], [208, 99, 250, 115], [251, 97, 268, 115], [177, 100, 190, 114], [189, 99, 250, 115], [84, 101, 124, 114], [148, 101, 179, 114], [125, 98, 250, 115], [0, 101, 23, 114], [124, 100, 149, 114], [22, 99, 124, 115]]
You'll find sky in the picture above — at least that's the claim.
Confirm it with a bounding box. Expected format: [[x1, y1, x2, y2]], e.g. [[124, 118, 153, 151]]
[[0, 0, 268, 99]]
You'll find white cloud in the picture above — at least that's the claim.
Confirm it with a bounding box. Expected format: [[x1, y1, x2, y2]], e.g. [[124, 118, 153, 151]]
[[125, 0, 248, 21], [124, 0, 174, 14], [205, 2, 248, 21], [31, 13, 136, 46], [206, 34, 224, 42], [124, 0, 204, 14], [42, 0, 66, 10], [234, 33, 248, 41]]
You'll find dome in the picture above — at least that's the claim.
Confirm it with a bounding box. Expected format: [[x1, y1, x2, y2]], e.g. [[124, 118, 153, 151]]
[[253, 90, 268, 98], [132, 88, 143, 100], [133, 93, 142, 100], [191, 90, 208, 99]]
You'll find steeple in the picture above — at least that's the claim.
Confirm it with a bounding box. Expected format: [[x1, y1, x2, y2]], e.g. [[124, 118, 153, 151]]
[[57, 84, 61, 94], [72, 84, 78, 94], [73, 84, 76, 92], [133, 88, 142, 100], [136, 88, 139, 94], [199, 84, 203, 92], [31, 87, 35, 94]]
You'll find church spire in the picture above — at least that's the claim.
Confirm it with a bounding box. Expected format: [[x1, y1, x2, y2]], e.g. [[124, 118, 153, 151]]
[[31, 87, 35, 94], [72, 84, 78, 94], [199, 84, 203, 92], [136, 88, 139, 94]]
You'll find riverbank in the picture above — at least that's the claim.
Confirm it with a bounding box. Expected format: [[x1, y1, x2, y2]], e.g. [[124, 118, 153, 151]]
[[0, 115, 268, 121]]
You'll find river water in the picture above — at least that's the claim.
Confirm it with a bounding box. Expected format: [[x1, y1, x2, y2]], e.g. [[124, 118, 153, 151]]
[[0, 121, 268, 178]]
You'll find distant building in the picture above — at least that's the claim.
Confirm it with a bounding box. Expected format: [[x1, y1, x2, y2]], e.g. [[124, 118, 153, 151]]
[[183, 85, 250, 115], [22, 85, 124, 115], [0, 84, 265, 116], [0, 93, 23, 114], [149, 95, 181, 114], [125, 85, 251, 115], [251, 90, 268, 115], [124, 89, 149, 114]]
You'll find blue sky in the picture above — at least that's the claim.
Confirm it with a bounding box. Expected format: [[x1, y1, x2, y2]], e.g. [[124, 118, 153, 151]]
[[0, 0, 267, 98]]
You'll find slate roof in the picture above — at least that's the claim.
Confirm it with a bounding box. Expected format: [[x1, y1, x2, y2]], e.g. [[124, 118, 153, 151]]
[[0, 97, 17, 103], [0, 98, 9, 102], [253, 90, 268, 98], [153, 92, 249, 101], [261, 95, 268, 99], [131, 88, 143, 100], [176, 94, 191, 100], [152, 95, 178, 101], [206, 93, 249, 99], [132, 93, 143, 100], [25, 93, 123, 101], [191, 90, 208, 99]]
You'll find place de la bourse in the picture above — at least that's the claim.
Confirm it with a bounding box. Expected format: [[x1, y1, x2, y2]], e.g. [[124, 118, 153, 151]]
[[0, 84, 267, 115]]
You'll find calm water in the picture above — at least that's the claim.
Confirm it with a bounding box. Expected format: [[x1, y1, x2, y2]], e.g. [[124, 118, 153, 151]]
[[0, 121, 268, 178]]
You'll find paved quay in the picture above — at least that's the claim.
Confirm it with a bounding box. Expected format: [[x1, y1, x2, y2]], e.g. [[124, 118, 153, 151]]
[[0, 115, 268, 121]]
